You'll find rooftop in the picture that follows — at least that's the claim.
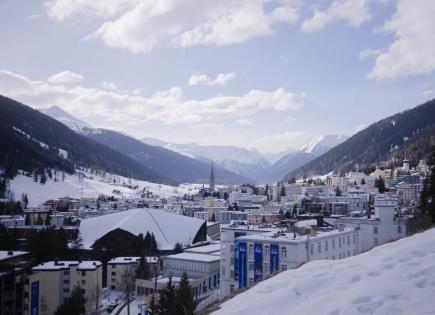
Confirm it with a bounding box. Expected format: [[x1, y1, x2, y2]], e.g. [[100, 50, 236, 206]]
[[0, 251, 28, 262], [164, 252, 220, 263]]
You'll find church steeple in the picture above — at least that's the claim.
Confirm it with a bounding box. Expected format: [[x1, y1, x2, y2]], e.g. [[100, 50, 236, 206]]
[[210, 161, 215, 191]]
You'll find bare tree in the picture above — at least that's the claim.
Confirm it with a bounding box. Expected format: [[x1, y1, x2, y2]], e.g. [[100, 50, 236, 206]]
[[120, 266, 136, 315]]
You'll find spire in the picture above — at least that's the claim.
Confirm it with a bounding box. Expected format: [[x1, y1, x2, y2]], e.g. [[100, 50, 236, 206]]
[[210, 161, 215, 191]]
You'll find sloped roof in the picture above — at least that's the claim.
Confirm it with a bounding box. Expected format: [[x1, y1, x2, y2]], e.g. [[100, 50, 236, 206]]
[[80, 208, 205, 250]]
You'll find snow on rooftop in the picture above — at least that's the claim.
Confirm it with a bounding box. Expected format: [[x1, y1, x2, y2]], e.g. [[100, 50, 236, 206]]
[[164, 252, 220, 263], [108, 257, 158, 264], [80, 208, 205, 250], [213, 228, 435, 315], [295, 219, 317, 228], [0, 251, 28, 262], [32, 261, 79, 271], [185, 243, 221, 254]]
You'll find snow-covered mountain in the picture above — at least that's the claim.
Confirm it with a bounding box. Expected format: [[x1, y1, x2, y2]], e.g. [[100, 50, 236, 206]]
[[39, 105, 92, 132], [213, 228, 435, 315], [142, 138, 271, 181], [142, 135, 348, 183], [301, 134, 349, 156]]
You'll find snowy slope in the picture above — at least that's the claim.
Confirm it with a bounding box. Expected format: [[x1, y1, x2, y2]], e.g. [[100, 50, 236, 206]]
[[9, 171, 200, 207], [213, 228, 435, 315], [301, 134, 348, 156], [39, 105, 92, 132]]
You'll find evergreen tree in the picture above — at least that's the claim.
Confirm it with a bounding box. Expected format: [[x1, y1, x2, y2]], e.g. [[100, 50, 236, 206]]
[[375, 176, 386, 193], [157, 276, 177, 315], [21, 193, 28, 209], [35, 213, 44, 225], [44, 212, 51, 226], [281, 185, 286, 197], [210, 212, 216, 222], [174, 242, 183, 254], [175, 272, 196, 315], [40, 170, 47, 184], [54, 285, 86, 315], [427, 151, 435, 223], [25, 214, 31, 225], [136, 256, 150, 280], [233, 202, 239, 211], [292, 203, 298, 217]]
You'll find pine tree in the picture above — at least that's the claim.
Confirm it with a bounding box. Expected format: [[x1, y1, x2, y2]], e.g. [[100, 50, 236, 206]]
[[157, 276, 177, 315], [136, 256, 150, 280], [40, 170, 47, 184], [35, 214, 44, 225], [54, 285, 85, 315], [175, 272, 196, 315], [210, 212, 216, 222], [281, 185, 286, 197], [375, 176, 386, 193], [25, 214, 31, 225], [174, 243, 183, 254], [44, 212, 51, 226]]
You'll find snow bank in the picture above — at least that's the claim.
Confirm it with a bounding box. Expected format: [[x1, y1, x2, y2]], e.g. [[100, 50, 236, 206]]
[[213, 228, 435, 315]]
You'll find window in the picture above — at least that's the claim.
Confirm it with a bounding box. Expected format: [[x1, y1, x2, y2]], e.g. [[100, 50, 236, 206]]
[[374, 238, 379, 245], [281, 247, 287, 258], [63, 270, 70, 275], [111, 272, 116, 276], [310, 244, 314, 255], [82, 289, 86, 294], [338, 238, 342, 248], [347, 235, 350, 245], [332, 239, 336, 249], [111, 285, 115, 290], [347, 251, 350, 257], [332, 256, 336, 260], [63, 288, 69, 293], [373, 226, 378, 234], [112, 265, 116, 269], [325, 240, 328, 251], [264, 263, 270, 272], [230, 258, 235, 266], [249, 244, 254, 255], [81, 271, 86, 277], [398, 226, 402, 234], [281, 265, 287, 271], [249, 262, 254, 271], [81, 280, 86, 285], [63, 280, 69, 284], [318, 242, 321, 253], [352, 234, 356, 244], [265, 245, 270, 256]]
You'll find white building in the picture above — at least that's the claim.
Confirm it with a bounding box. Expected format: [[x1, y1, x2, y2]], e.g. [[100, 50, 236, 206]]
[[220, 224, 358, 297], [26, 260, 103, 315]]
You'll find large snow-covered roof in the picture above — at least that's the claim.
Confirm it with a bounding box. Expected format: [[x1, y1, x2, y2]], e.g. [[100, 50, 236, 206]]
[[80, 208, 206, 250], [213, 228, 435, 315]]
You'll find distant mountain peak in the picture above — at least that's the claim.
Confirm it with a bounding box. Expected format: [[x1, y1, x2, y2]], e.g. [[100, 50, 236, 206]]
[[301, 134, 348, 155], [39, 105, 92, 132]]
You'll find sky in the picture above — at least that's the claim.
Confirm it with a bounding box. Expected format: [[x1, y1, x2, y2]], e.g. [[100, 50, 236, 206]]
[[0, 0, 435, 153]]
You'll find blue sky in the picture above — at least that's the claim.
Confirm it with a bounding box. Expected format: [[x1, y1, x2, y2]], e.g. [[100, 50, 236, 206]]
[[1, 0, 434, 153]]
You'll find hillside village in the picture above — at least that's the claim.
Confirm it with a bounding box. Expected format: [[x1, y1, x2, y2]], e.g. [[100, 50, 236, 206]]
[[1, 151, 434, 314]]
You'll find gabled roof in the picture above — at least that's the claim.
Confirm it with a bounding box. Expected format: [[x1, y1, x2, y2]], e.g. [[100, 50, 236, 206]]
[[80, 208, 206, 250]]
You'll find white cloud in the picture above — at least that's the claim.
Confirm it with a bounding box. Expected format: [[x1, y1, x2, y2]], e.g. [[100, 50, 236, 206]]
[[253, 131, 308, 153], [301, 0, 371, 33], [421, 89, 434, 97], [188, 72, 236, 86], [0, 69, 306, 128], [101, 81, 118, 91], [358, 48, 382, 61], [236, 119, 254, 126], [45, 0, 300, 53], [47, 70, 84, 85], [368, 0, 435, 80]]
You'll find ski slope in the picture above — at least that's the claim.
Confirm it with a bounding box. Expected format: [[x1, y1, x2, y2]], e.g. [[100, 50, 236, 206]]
[[213, 228, 435, 315], [9, 171, 200, 207]]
